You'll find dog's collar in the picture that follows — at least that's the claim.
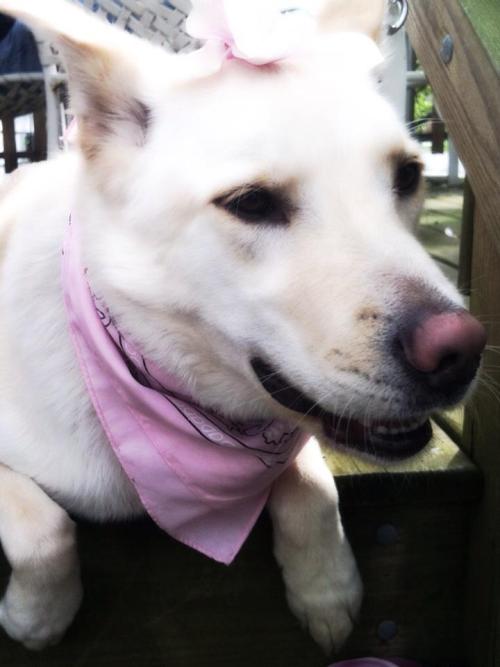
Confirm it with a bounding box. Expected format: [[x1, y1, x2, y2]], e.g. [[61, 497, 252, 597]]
[[61, 216, 309, 563]]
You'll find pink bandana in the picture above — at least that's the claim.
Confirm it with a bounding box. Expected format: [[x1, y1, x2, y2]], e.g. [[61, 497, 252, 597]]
[[62, 218, 309, 564]]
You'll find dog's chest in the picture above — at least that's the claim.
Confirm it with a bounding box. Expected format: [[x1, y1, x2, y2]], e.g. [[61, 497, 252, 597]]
[[0, 168, 144, 521]]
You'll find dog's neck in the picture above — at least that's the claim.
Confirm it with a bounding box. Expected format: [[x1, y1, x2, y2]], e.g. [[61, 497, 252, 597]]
[[61, 214, 309, 564], [72, 210, 274, 424], [97, 297, 271, 422]]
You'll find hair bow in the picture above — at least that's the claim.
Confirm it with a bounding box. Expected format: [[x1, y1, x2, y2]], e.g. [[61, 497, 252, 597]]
[[185, 0, 316, 67]]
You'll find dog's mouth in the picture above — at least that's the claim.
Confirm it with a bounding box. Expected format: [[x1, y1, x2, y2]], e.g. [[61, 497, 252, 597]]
[[251, 358, 432, 461]]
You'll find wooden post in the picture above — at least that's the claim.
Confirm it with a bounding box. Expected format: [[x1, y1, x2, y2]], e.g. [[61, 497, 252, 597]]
[[457, 178, 474, 296], [465, 198, 500, 667], [1, 115, 17, 174], [407, 2, 500, 665], [44, 71, 60, 155], [33, 109, 47, 162], [447, 139, 460, 186], [430, 108, 445, 154]]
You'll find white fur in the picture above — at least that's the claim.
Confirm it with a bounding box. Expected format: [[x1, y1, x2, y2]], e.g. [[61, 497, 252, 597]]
[[0, 0, 463, 654]]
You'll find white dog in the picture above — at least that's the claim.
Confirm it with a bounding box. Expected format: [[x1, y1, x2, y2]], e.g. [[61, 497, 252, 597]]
[[0, 0, 486, 655]]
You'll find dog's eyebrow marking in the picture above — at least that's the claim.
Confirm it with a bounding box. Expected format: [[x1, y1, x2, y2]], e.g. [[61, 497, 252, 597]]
[[213, 180, 291, 205], [130, 99, 152, 135], [391, 150, 424, 174], [80, 94, 152, 159], [388, 148, 422, 164]]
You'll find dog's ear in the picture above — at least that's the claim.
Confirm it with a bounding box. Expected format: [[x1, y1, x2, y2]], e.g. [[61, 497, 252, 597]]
[[0, 0, 165, 159], [317, 0, 386, 42]]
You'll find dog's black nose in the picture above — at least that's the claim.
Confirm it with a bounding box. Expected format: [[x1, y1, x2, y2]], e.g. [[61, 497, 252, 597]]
[[398, 308, 487, 390]]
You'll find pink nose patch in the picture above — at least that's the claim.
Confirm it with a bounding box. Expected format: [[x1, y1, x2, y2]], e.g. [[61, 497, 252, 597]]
[[402, 309, 486, 375]]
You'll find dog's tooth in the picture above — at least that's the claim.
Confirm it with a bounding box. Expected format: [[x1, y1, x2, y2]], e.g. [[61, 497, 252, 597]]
[[373, 416, 428, 437], [408, 417, 426, 430]]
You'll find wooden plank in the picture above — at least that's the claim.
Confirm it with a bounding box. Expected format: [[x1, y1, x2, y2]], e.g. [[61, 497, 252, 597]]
[[0, 428, 479, 664], [327, 414, 482, 667], [408, 3, 500, 665], [459, 0, 500, 73], [0, 501, 476, 666], [337, 502, 474, 663], [430, 109, 446, 154], [407, 0, 500, 257], [0, 517, 326, 667], [325, 423, 481, 508], [433, 407, 464, 447], [457, 178, 474, 297], [32, 110, 47, 163], [1, 116, 17, 174], [324, 422, 472, 477], [463, 198, 500, 667]]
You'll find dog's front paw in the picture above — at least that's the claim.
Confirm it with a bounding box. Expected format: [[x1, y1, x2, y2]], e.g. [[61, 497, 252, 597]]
[[0, 575, 83, 650], [283, 542, 362, 654]]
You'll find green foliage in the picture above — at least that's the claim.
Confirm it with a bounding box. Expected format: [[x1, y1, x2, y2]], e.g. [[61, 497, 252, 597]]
[[414, 85, 433, 131]]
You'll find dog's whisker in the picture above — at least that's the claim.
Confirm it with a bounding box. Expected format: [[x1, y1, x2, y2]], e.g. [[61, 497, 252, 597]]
[[332, 392, 358, 443], [405, 118, 445, 131], [291, 388, 334, 431], [223, 380, 308, 415], [252, 369, 287, 384]]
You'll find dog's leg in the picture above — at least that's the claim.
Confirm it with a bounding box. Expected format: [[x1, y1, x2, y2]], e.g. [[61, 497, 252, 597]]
[[268, 438, 362, 654], [0, 464, 82, 650]]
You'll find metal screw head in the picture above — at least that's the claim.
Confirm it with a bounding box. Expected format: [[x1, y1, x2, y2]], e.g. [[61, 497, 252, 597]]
[[440, 34, 454, 64], [377, 620, 398, 641]]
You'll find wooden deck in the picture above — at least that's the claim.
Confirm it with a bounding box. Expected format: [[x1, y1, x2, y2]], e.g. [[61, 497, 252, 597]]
[[0, 426, 481, 666]]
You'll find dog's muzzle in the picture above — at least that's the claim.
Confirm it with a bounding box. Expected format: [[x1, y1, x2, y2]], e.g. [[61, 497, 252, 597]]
[[250, 357, 432, 461]]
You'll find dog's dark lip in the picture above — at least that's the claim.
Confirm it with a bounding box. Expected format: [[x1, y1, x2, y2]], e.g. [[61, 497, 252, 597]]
[[250, 357, 432, 461]]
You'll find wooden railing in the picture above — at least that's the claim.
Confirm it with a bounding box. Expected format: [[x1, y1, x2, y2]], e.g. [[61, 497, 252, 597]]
[[407, 2, 500, 665]]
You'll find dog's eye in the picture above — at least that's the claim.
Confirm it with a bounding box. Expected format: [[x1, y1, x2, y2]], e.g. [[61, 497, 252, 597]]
[[214, 187, 289, 225], [394, 160, 422, 197]]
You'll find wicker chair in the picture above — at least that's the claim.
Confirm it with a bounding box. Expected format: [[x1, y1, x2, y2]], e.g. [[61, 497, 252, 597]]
[[1, 0, 196, 165], [73, 0, 195, 50], [41, 0, 197, 152]]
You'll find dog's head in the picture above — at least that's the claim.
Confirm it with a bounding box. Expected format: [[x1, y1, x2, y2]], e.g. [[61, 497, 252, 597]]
[[5, 0, 486, 460]]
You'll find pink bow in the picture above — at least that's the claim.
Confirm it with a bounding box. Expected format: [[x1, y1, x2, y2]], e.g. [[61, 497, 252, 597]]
[[185, 0, 315, 67]]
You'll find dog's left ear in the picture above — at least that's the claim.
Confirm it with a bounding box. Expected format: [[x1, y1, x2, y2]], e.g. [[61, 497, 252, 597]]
[[317, 0, 387, 43], [0, 0, 167, 160]]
